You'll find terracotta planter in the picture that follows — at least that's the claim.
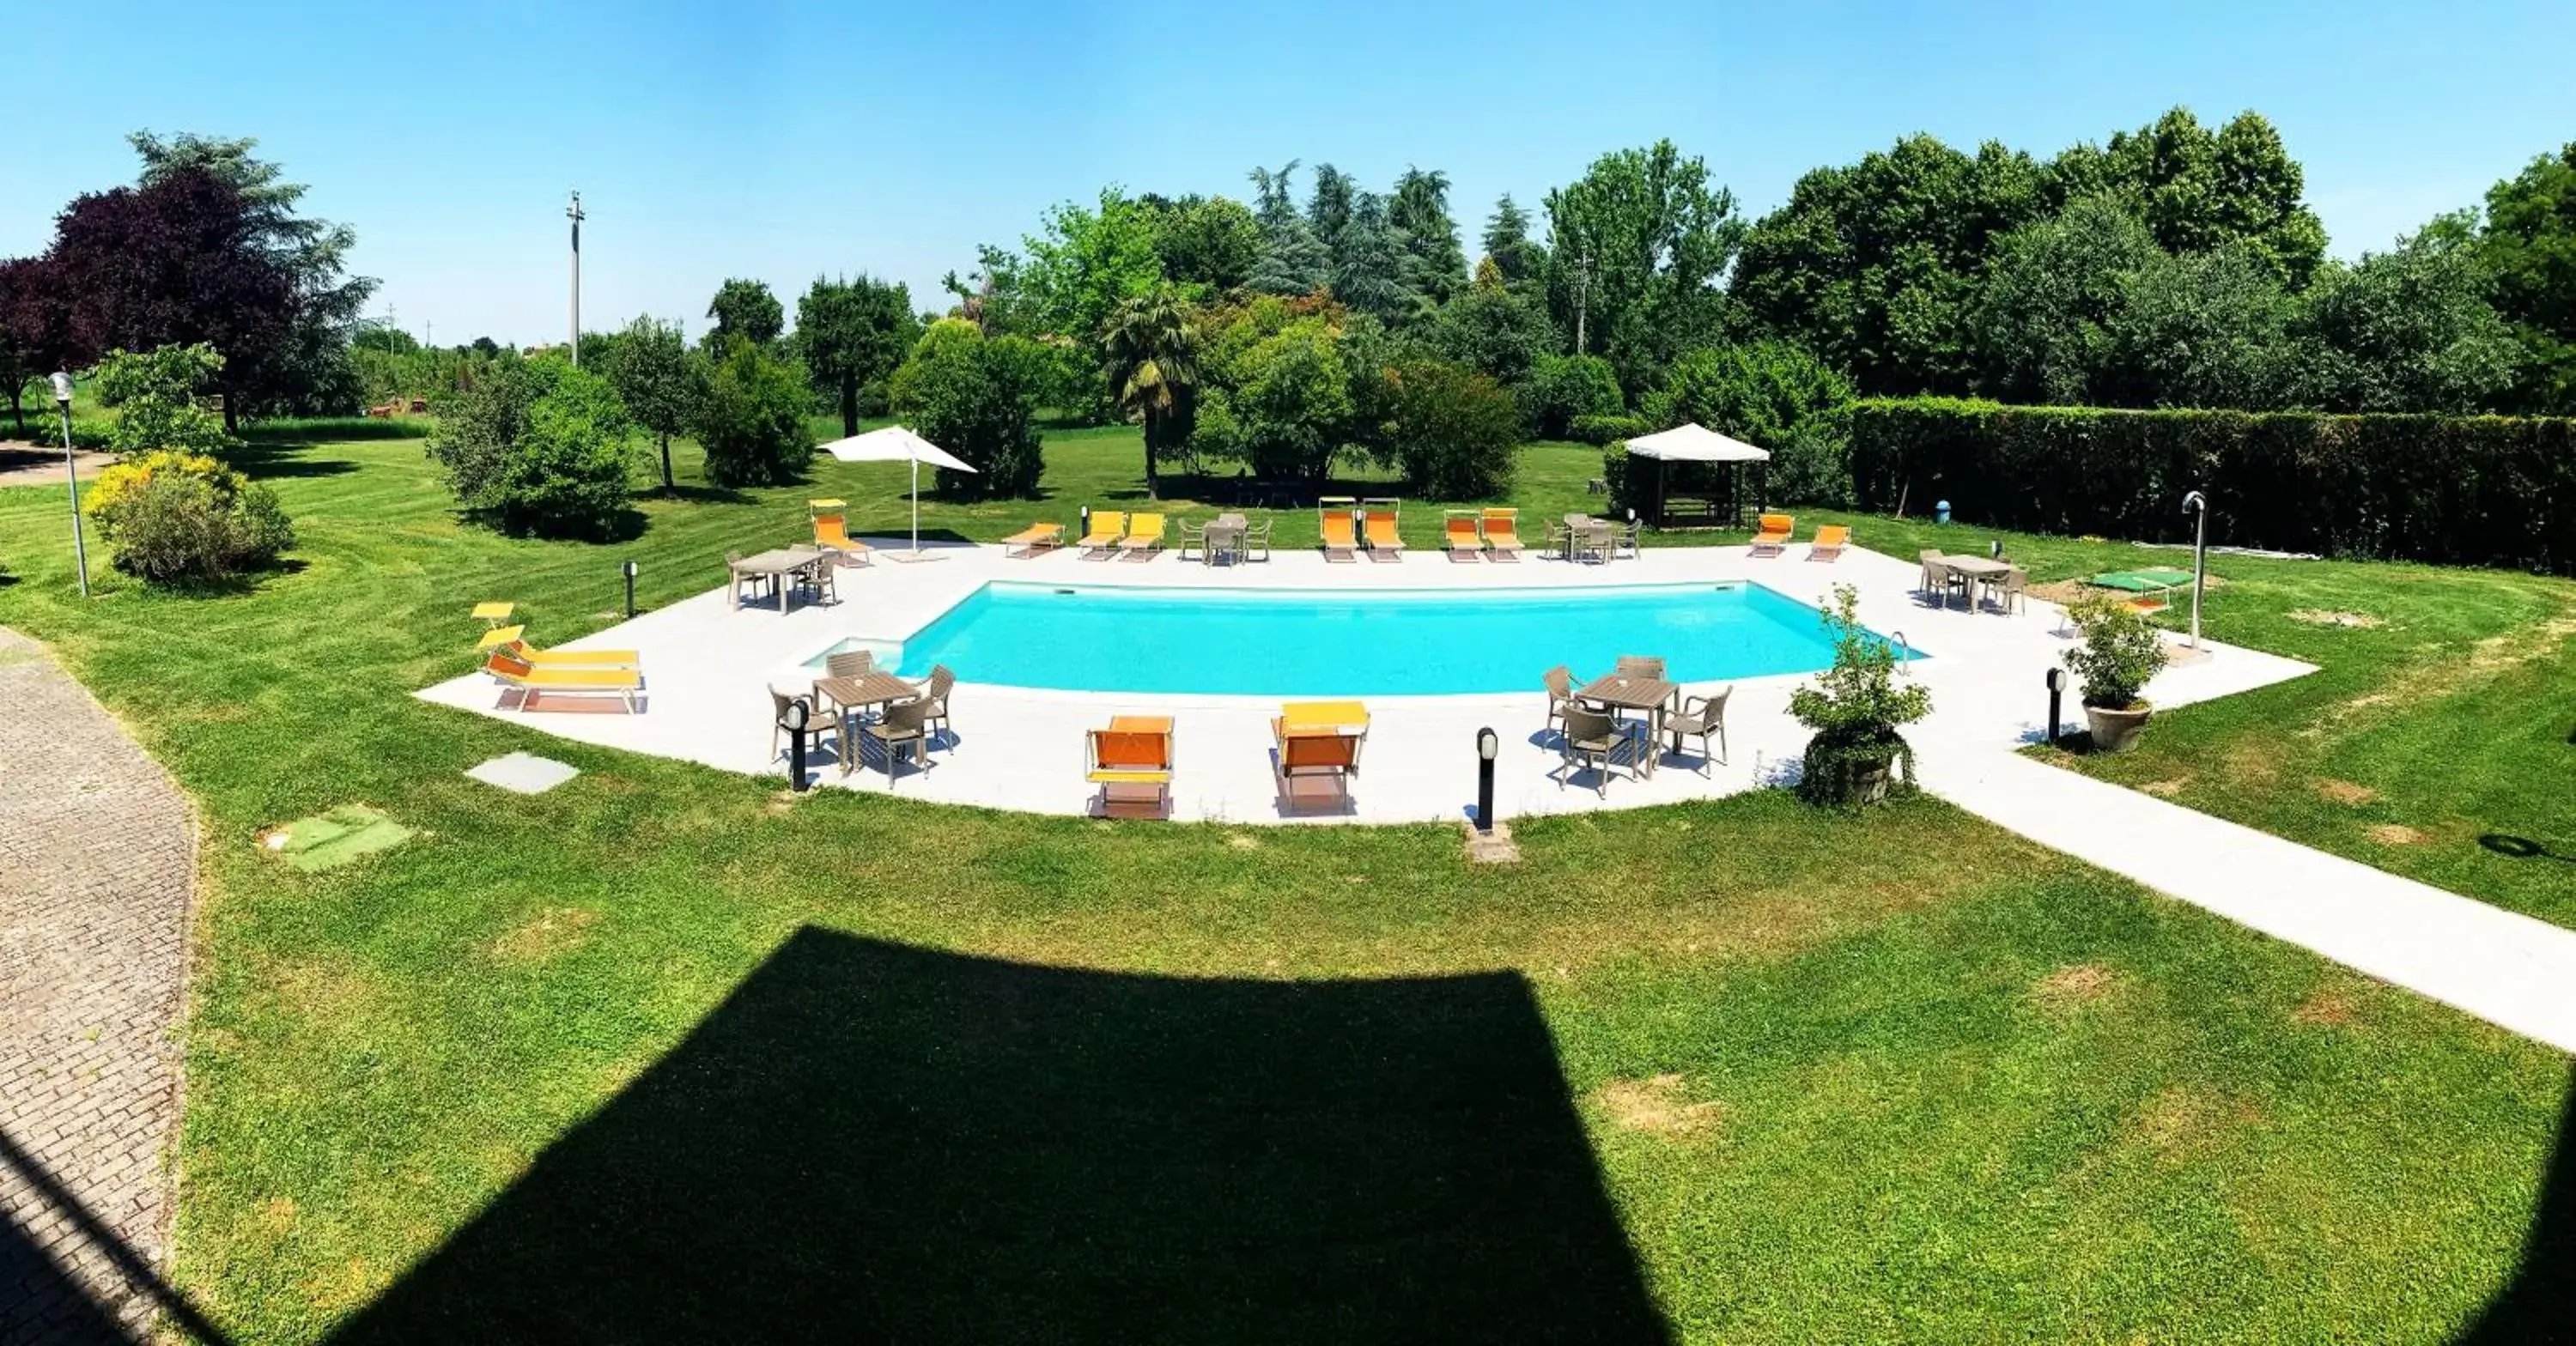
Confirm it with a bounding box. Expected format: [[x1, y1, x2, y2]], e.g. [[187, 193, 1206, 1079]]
[[2084, 703, 2153, 754]]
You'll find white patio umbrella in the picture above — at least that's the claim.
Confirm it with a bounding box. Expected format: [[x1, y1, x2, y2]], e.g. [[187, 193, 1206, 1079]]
[[817, 425, 977, 559]]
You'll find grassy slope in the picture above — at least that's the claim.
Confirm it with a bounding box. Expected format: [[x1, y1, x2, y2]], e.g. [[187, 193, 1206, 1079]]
[[0, 429, 2565, 1343], [1799, 510, 2576, 931]]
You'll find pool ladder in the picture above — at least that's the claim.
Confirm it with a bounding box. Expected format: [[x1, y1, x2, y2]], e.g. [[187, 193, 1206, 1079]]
[[1890, 630, 1915, 670]]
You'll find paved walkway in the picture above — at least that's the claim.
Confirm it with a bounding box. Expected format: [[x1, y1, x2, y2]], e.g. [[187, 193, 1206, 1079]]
[[0, 628, 197, 1343], [1918, 749, 2576, 1055]]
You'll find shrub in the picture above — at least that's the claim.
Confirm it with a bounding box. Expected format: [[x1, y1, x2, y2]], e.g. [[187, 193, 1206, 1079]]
[[428, 360, 636, 537], [1378, 358, 1521, 500], [1787, 584, 1931, 806], [2063, 594, 2165, 710], [910, 333, 1045, 500], [82, 450, 293, 583], [1767, 420, 1854, 508], [1847, 397, 2576, 574], [95, 343, 234, 458], [1568, 413, 1648, 446], [696, 341, 814, 488], [1528, 355, 1623, 438], [1642, 340, 1853, 448]]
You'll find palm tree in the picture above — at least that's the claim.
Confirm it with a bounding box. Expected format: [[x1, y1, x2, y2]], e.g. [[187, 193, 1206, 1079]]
[[1101, 287, 1200, 499]]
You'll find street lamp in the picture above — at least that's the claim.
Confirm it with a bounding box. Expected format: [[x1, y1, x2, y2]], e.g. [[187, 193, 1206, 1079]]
[[52, 371, 88, 597], [1474, 726, 1499, 834], [2181, 490, 2209, 650]]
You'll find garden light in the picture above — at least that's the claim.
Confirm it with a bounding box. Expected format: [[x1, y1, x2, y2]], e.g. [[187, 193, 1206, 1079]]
[[623, 560, 639, 619], [2044, 667, 2068, 746], [783, 697, 811, 791], [52, 371, 88, 598], [2182, 491, 2209, 649], [1475, 726, 1499, 834]]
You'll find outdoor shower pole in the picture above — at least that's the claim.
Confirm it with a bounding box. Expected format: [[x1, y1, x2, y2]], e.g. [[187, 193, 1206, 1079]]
[[567, 191, 585, 366], [2182, 490, 2208, 649]]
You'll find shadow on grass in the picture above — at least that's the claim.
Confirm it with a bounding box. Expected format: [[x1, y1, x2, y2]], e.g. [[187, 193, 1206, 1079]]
[[456, 507, 647, 545], [241, 418, 432, 444], [656, 482, 756, 506], [219, 441, 360, 481], [2479, 834, 2576, 865], [325, 929, 1668, 1345], [2455, 1064, 2576, 1343]]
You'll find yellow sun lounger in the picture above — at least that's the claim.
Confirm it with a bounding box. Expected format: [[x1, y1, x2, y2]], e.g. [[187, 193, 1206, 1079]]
[[1807, 524, 1850, 561], [814, 513, 872, 564], [1319, 511, 1359, 561], [1078, 510, 1127, 557], [1363, 507, 1405, 558], [489, 634, 641, 668], [483, 652, 642, 713], [1119, 512, 1168, 559], [1002, 522, 1065, 557], [1444, 512, 1485, 561], [1086, 715, 1176, 820], [1748, 513, 1795, 557], [1480, 508, 1523, 561]]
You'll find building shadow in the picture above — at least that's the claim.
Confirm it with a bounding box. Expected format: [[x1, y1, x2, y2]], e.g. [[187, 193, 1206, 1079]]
[[2454, 1063, 2576, 1343], [0, 1125, 235, 1346], [327, 929, 1667, 1345]]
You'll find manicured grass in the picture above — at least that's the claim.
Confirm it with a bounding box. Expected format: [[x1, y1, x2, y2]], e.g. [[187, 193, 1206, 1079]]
[[1798, 510, 2576, 932], [0, 429, 2567, 1342]]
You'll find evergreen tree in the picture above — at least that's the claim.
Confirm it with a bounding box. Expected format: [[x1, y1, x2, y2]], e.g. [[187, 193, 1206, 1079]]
[[1389, 167, 1468, 304], [1307, 163, 1356, 266], [1481, 194, 1543, 285], [1246, 161, 1329, 295], [1332, 192, 1419, 323]]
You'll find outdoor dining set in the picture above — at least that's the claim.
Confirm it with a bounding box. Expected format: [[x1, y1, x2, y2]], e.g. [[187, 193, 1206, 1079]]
[[774, 650, 957, 784], [1918, 549, 2027, 614], [1542, 658, 1730, 797]]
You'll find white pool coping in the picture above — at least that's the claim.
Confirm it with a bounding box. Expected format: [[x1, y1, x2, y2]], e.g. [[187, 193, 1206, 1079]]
[[418, 535, 2318, 827]]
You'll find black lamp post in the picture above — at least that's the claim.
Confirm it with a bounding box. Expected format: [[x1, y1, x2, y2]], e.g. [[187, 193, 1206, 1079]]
[[2044, 667, 2068, 747], [52, 372, 88, 598], [1474, 726, 1498, 834], [783, 697, 811, 791], [622, 560, 638, 619]]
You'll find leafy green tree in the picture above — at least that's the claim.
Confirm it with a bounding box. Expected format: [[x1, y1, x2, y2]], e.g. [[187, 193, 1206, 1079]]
[[798, 274, 917, 435], [95, 343, 236, 457], [1376, 358, 1521, 499], [1643, 341, 1854, 450], [889, 318, 987, 414], [1426, 284, 1560, 390], [1542, 140, 1746, 394], [695, 340, 813, 487], [705, 279, 785, 349], [1192, 320, 1352, 482], [1330, 192, 1421, 324], [1527, 355, 1624, 439], [940, 244, 1037, 335], [1480, 194, 1544, 287], [2045, 108, 2327, 290], [1968, 193, 2163, 404], [995, 189, 1166, 418], [908, 329, 1045, 499], [2292, 212, 2518, 413], [428, 359, 637, 537], [2100, 245, 2296, 409], [1734, 135, 2044, 397], [2481, 142, 2576, 411], [1389, 167, 1468, 305], [1246, 161, 1329, 295], [128, 130, 376, 418], [1139, 194, 1264, 292], [605, 316, 702, 493], [1101, 287, 1200, 498]]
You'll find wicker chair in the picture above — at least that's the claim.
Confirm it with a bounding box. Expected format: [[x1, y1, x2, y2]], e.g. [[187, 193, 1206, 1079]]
[[1664, 688, 1731, 773], [1241, 518, 1273, 562], [769, 685, 843, 770], [916, 664, 957, 744], [729, 551, 775, 607], [1990, 565, 2028, 614], [1614, 655, 1667, 681], [1556, 706, 1640, 797], [1542, 664, 1583, 741], [864, 700, 933, 784]]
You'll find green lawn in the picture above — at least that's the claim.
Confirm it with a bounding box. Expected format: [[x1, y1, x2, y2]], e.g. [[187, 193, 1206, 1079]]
[[1799, 510, 2576, 933], [0, 427, 2567, 1343]]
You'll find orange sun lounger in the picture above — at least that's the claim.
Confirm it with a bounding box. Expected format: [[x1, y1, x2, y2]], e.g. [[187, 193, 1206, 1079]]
[[1747, 513, 1795, 557], [1086, 715, 1176, 819]]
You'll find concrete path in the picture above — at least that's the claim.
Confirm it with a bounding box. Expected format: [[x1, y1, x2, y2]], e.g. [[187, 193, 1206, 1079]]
[[1918, 749, 2576, 1055], [0, 628, 197, 1343]]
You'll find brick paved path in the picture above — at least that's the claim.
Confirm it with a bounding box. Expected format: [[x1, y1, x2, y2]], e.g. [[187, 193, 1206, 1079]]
[[0, 628, 197, 1343]]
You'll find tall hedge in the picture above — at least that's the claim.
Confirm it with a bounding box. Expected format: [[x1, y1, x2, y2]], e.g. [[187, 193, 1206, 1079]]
[[1848, 397, 2576, 574]]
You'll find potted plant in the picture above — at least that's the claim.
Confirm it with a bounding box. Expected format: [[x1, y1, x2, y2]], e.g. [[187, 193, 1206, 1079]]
[[1789, 584, 1932, 806], [2063, 593, 2166, 753]]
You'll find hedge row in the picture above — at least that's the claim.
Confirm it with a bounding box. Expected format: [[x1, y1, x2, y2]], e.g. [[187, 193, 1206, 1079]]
[[1848, 398, 2576, 574]]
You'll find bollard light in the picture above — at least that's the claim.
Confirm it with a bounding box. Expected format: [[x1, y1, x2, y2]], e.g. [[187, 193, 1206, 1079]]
[[2044, 667, 2068, 747], [622, 559, 639, 619], [1475, 726, 1499, 834], [784, 697, 811, 791]]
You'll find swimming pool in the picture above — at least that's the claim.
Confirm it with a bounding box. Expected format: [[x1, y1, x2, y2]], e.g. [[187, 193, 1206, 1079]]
[[812, 580, 1906, 697]]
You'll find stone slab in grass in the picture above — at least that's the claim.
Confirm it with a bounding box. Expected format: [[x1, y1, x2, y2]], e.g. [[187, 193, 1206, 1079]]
[[262, 803, 414, 872], [466, 751, 580, 795]]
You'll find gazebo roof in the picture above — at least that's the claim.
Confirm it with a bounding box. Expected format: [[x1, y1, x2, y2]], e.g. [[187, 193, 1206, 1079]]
[[1625, 423, 1770, 463]]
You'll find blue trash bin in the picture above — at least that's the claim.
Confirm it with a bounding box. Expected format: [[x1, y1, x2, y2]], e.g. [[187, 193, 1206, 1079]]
[[1935, 499, 1952, 524]]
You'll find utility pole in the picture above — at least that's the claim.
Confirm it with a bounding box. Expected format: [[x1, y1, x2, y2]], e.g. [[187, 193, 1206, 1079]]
[[1574, 249, 1592, 353], [567, 190, 585, 366]]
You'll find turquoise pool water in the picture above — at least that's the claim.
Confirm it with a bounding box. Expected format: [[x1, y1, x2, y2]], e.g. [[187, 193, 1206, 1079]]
[[816, 581, 1905, 696]]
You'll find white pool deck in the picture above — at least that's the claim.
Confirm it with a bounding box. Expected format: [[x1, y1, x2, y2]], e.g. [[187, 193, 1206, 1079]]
[[419, 537, 2576, 1055]]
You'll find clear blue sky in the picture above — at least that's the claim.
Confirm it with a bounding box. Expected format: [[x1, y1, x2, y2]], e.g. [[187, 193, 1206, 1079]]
[[8, 0, 2571, 347]]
